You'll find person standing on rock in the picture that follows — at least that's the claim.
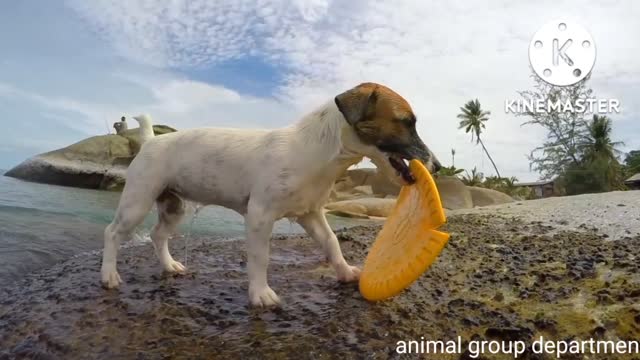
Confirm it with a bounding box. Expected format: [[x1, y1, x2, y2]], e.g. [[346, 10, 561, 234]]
[[113, 116, 128, 135]]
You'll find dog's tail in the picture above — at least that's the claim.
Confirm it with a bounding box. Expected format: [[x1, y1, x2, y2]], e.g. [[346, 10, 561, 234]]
[[133, 114, 154, 144]]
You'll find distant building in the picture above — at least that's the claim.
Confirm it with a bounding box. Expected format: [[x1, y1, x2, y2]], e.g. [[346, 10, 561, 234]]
[[625, 173, 640, 190], [514, 178, 557, 198]]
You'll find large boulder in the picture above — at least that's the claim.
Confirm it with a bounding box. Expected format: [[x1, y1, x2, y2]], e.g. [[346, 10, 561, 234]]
[[333, 167, 401, 198], [468, 186, 514, 207], [435, 176, 473, 210], [325, 198, 397, 218], [344, 168, 377, 187], [5, 125, 176, 190], [331, 168, 381, 201], [333, 168, 376, 192], [370, 170, 401, 196]]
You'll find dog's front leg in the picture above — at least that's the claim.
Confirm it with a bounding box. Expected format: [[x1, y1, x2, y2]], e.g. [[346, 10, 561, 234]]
[[297, 211, 360, 282], [244, 205, 280, 307]]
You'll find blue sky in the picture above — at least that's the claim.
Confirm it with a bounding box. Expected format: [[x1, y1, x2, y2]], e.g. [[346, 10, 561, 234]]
[[1, 0, 638, 181]]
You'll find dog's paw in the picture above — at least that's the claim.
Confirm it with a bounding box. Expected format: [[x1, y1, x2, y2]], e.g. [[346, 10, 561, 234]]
[[336, 264, 361, 283], [101, 268, 123, 289], [164, 260, 187, 274], [249, 286, 281, 307]]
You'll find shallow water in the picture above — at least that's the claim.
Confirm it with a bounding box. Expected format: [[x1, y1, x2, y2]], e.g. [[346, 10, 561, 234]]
[[0, 174, 370, 286]]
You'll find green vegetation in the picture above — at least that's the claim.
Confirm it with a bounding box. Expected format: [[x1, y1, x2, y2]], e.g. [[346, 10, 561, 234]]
[[437, 166, 533, 199], [560, 115, 626, 194], [438, 165, 464, 177], [444, 74, 634, 198], [623, 150, 640, 177], [461, 167, 483, 186], [518, 73, 629, 195]]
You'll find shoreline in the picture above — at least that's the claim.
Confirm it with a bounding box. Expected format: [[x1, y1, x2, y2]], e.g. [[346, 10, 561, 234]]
[[0, 215, 379, 289]]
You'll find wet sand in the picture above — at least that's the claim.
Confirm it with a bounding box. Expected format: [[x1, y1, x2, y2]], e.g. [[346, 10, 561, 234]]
[[2, 194, 640, 359]]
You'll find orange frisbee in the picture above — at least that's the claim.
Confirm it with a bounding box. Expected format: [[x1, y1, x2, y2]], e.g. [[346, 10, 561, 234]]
[[359, 159, 450, 301]]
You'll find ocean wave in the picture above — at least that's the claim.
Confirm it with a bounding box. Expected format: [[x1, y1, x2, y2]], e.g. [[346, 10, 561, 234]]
[[0, 203, 75, 218]]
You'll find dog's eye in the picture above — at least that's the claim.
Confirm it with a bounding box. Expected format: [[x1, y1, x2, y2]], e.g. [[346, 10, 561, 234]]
[[393, 117, 415, 124], [399, 116, 416, 127]]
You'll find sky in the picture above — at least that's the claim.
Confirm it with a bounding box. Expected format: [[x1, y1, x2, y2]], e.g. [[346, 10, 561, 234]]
[[0, 0, 638, 181]]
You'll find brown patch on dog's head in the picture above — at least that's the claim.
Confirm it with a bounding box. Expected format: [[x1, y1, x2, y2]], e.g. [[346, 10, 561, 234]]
[[335, 83, 441, 181], [335, 83, 413, 144]]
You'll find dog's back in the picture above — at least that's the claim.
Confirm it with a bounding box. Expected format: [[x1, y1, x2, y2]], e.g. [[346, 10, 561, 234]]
[[126, 127, 280, 213]]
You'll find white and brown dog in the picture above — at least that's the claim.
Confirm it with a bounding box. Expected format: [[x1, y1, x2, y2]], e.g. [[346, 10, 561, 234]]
[[101, 82, 441, 307]]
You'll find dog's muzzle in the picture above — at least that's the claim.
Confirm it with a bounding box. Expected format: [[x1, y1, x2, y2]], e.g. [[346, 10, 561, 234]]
[[378, 136, 439, 184]]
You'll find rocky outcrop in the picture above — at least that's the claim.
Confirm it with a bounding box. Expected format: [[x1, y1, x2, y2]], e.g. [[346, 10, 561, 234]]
[[435, 178, 514, 210], [327, 170, 514, 218], [5, 125, 176, 190], [468, 186, 514, 207], [370, 170, 401, 196], [434, 176, 474, 210], [325, 198, 396, 218], [333, 169, 376, 192]]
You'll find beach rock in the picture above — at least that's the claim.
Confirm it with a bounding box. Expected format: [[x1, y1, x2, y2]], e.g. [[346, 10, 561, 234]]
[[330, 170, 511, 214], [334, 168, 401, 198], [329, 191, 361, 202], [333, 168, 376, 194], [370, 170, 401, 196], [5, 125, 176, 190], [325, 198, 396, 218], [344, 168, 377, 187], [352, 185, 374, 196], [100, 166, 128, 191], [435, 176, 473, 210], [332, 178, 355, 194], [468, 186, 514, 207], [325, 209, 371, 219]]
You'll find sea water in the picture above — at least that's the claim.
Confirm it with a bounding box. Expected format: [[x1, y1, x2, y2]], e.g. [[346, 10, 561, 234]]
[[0, 172, 367, 286]]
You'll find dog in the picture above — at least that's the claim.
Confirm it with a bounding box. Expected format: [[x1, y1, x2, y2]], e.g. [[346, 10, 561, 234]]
[[101, 82, 441, 307]]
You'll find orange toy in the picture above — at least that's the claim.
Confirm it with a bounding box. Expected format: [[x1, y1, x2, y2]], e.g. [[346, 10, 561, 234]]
[[359, 159, 450, 301]]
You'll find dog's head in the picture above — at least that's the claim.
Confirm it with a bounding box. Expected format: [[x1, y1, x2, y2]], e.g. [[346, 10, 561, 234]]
[[335, 82, 441, 185]]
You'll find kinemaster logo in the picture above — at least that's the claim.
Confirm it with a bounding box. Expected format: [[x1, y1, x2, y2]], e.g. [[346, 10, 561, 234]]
[[505, 20, 620, 115]]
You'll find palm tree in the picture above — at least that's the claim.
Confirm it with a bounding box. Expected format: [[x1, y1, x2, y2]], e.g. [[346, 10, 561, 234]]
[[461, 167, 484, 186], [582, 115, 623, 163], [580, 115, 625, 190], [457, 99, 501, 178], [438, 165, 464, 177], [451, 148, 456, 167]]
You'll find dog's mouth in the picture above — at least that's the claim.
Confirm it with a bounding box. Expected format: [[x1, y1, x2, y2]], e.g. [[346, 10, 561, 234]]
[[388, 155, 415, 184]]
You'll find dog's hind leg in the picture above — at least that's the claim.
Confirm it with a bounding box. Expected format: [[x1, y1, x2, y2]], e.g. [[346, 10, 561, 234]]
[[151, 190, 187, 273], [297, 210, 360, 282], [244, 202, 280, 307], [101, 189, 156, 289]]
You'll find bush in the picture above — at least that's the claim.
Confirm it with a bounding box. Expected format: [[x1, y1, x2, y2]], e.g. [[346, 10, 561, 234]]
[[561, 159, 609, 195]]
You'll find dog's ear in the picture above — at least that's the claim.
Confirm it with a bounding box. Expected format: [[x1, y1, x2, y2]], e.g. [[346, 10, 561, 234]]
[[334, 84, 378, 126]]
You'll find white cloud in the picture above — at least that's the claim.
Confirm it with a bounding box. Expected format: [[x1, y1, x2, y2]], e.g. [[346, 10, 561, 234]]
[[114, 73, 294, 129], [0, 74, 293, 138], [0, 82, 107, 134], [62, 0, 640, 180]]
